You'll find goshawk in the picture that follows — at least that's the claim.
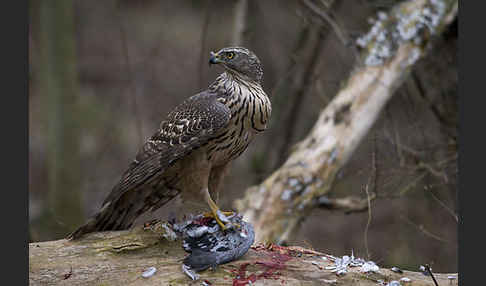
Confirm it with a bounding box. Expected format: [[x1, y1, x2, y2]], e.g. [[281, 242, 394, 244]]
[[68, 47, 271, 239]]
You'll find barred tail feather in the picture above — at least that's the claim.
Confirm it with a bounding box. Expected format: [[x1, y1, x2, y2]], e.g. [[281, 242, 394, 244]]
[[67, 185, 179, 240]]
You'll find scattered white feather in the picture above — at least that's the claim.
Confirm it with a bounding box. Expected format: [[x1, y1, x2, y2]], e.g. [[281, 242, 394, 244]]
[[400, 277, 411, 283], [182, 264, 199, 281], [141, 266, 157, 278], [360, 261, 379, 273]]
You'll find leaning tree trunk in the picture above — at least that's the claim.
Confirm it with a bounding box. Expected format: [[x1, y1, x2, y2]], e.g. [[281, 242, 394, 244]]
[[234, 0, 458, 244], [29, 222, 458, 285], [35, 0, 84, 239], [231, 0, 248, 46]]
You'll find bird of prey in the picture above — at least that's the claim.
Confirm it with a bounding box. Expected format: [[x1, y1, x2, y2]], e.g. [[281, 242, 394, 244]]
[[68, 47, 271, 239]]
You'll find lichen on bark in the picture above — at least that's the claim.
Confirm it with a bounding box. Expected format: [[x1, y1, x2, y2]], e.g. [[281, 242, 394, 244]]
[[356, 0, 458, 66]]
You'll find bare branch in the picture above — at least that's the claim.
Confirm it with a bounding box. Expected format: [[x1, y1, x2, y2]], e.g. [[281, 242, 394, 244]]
[[398, 172, 427, 196], [364, 134, 378, 260], [364, 184, 373, 260], [400, 215, 451, 243], [275, 30, 327, 168], [301, 0, 350, 47], [261, 20, 312, 173], [429, 189, 458, 222], [317, 192, 376, 213]]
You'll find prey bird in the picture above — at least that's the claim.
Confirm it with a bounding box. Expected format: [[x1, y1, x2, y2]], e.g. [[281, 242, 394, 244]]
[[68, 47, 271, 239]]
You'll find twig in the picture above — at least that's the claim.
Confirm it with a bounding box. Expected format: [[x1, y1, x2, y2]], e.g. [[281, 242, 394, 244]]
[[63, 265, 73, 280], [363, 184, 372, 260], [318, 0, 334, 9], [270, 64, 299, 99], [269, 20, 312, 102], [417, 161, 448, 183], [382, 129, 424, 157], [436, 154, 457, 167], [400, 215, 451, 243], [275, 29, 326, 168], [363, 132, 378, 260], [371, 131, 379, 197], [316, 193, 376, 213], [429, 190, 458, 222], [398, 172, 427, 196], [300, 0, 349, 47], [385, 105, 405, 167], [425, 264, 439, 286], [263, 21, 311, 172], [383, 119, 451, 183], [412, 71, 456, 141]]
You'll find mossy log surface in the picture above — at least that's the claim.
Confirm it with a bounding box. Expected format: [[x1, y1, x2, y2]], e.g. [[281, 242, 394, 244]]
[[29, 223, 457, 285]]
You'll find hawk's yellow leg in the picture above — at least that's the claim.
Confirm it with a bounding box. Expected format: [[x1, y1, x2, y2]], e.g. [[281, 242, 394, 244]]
[[203, 188, 239, 230]]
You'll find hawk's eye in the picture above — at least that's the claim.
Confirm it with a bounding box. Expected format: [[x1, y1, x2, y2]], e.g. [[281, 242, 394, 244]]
[[227, 52, 235, 59]]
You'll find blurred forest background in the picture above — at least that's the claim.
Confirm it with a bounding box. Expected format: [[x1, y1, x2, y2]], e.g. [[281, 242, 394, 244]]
[[28, 0, 457, 273]]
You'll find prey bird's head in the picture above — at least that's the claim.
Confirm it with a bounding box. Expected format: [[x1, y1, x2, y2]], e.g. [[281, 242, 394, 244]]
[[209, 47, 263, 84]]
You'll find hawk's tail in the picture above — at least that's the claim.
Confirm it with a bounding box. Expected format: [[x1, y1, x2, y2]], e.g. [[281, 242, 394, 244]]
[[66, 186, 179, 240], [66, 201, 120, 240]]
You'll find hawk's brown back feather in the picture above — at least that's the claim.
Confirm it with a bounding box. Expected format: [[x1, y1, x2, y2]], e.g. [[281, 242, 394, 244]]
[[104, 91, 231, 204], [68, 91, 230, 239]]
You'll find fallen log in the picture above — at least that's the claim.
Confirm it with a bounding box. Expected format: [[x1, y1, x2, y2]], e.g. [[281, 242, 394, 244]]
[[29, 222, 458, 285]]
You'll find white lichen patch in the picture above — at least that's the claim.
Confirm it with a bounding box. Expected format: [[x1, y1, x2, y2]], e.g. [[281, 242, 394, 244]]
[[258, 186, 266, 193], [356, 0, 452, 66], [302, 186, 312, 196], [404, 46, 421, 67], [281, 189, 294, 201], [288, 178, 300, 188], [303, 174, 314, 184], [327, 148, 339, 164]]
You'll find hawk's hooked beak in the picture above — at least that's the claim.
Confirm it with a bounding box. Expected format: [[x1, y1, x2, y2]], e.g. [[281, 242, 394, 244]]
[[209, 51, 222, 66]]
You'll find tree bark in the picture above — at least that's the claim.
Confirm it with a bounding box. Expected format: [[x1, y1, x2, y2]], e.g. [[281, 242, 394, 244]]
[[234, 0, 458, 243], [231, 0, 248, 46], [29, 223, 458, 285]]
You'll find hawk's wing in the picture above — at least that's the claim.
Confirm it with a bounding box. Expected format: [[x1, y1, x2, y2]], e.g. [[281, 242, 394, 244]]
[[68, 91, 230, 239], [104, 90, 231, 205]]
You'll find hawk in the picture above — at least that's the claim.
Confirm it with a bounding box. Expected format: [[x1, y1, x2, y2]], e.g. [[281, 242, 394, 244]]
[[68, 47, 271, 239]]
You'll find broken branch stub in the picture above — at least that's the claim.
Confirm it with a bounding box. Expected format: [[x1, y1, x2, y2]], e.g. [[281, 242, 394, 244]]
[[235, 0, 458, 243]]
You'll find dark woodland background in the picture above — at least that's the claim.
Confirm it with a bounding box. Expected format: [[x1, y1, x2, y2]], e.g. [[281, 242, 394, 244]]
[[28, 0, 458, 273]]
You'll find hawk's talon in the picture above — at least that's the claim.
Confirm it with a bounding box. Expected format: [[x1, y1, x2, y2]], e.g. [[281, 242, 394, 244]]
[[203, 210, 240, 231]]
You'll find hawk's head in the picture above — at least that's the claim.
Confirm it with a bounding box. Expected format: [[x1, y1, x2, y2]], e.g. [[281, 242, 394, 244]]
[[209, 47, 263, 84]]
